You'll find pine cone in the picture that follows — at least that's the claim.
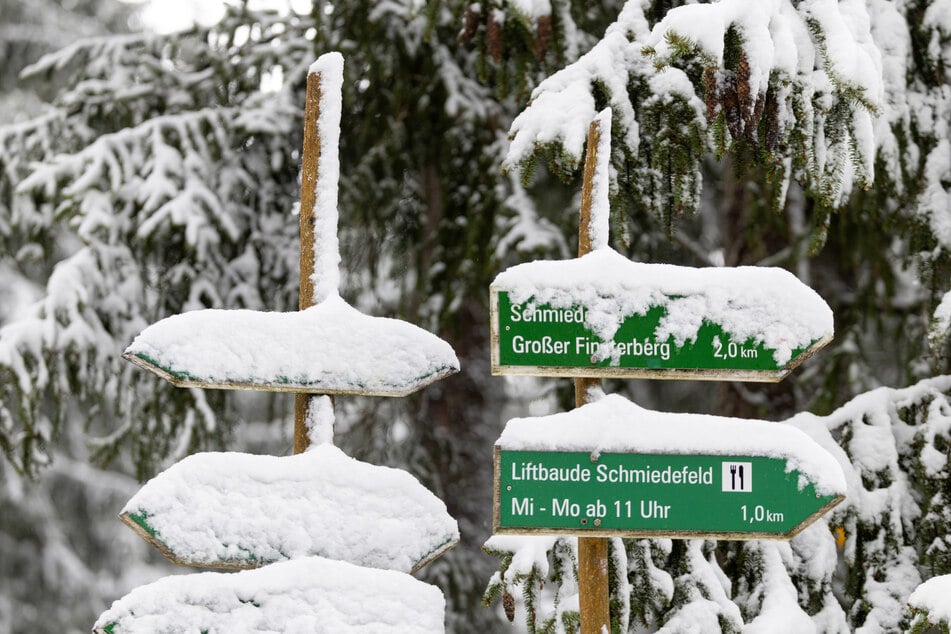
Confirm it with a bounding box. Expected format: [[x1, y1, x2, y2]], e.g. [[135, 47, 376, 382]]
[[535, 15, 552, 61], [487, 12, 503, 62], [460, 4, 480, 44], [502, 586, 516, 622]]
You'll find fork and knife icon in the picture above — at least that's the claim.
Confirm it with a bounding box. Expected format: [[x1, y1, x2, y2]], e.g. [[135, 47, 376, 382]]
[[730, 463, 744, 490]]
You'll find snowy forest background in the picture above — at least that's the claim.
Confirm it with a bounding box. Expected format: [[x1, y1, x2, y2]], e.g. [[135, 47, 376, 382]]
[[0, 0, 949, 632]]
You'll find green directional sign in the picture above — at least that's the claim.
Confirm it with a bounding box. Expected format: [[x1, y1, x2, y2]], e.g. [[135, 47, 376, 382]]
[[494, 448, 843, 539], [491, 291, 830, 382]]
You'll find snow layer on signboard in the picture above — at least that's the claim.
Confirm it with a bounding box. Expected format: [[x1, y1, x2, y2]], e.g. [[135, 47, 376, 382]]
[[121, 444, 458, 573], [908, 574, 951, 626], [92, 555, 445, 634], [492, 248, 833, 366], [497, 393, 846, 496], [125, 294, 459, 394]]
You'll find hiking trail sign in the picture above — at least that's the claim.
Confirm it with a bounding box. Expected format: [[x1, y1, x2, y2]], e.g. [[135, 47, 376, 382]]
[[490, 249, 833, 382], [493, 395, 846, 540]]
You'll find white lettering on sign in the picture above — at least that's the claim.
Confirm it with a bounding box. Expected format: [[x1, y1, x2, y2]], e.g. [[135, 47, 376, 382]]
[[595, 463, 713, 485], [575, 337, 672, 361], [511, 461, 592, 482], [510, 304, 587, 324], [511, 335, 571, 355], [722, 462, 752, 492]]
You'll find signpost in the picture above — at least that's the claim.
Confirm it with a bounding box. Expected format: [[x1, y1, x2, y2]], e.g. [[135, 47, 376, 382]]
[[96, 53, 458, 632], [487, 110, 841, 634], [491, 289, 832, 381], [495, 449, 843, 539]]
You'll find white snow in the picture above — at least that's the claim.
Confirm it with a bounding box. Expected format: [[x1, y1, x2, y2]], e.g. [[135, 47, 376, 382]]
[[120, 443, 458, 574], [504, 2, 649, 174], [306, 52, 344, 304], [92, 555, 446, 633], [125, 293, 459, 396], [587, 108, 612, 251], [304, 394, 335, 446], [908, 574, 951, 627], [492, 248, 833, 366], [646, 0, 884, 110], [496, 393, 847, 496]]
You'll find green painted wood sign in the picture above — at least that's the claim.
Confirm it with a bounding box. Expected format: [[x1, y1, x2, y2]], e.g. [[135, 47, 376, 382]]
[[490, 251, 834, 382], [494, 448, 843, 540]]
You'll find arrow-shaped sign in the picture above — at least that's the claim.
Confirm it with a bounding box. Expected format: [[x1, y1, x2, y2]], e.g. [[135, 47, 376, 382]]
[[120, 444, 458, 574], [493, 395, 845, 540], [93, 556, 446, 634], [124, 294, 459, 397], [491, 249, 833, 382]]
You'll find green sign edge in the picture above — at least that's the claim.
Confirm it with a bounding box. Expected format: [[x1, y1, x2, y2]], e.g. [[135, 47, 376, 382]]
[[489, 287, 832, 383], [492, 447, 844, 541]]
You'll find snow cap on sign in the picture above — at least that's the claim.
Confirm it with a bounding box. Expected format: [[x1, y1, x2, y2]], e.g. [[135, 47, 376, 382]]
[[120, 443, 459, 573], [92, 555, 446, 634], [492, 248, 833, 366], [124, 294, 459, 396], [497, 393, 847, 496]]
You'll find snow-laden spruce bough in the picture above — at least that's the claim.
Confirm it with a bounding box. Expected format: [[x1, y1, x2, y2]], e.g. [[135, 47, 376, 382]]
[[94, 53, 460, 633]]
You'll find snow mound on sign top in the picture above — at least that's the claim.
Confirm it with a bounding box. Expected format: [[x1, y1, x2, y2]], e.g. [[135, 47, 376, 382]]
[[125, 294, 459, 395], [493, 248, 833, 366], [92, 555, 445, 634], [121, 443, 459, 573], [497, 393, 847, 496]]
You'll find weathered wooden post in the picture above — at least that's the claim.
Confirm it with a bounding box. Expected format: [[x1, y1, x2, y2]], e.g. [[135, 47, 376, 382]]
[[575, 112, 611, 634], [294, 54, 339, 454]]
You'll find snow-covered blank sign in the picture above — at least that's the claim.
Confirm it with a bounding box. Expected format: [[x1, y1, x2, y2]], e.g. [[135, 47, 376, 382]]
[[93, 555, 446, 634], [119, 444, 459, 573], [494, 394, 846, 540], [124, 294, 459, 396], [491, 248, 833, 382]]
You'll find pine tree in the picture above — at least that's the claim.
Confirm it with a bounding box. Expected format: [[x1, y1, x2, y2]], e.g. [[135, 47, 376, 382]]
[[1, 0, 949, 631], [0, 1, 608, 630], [482, 0, 951, 631]]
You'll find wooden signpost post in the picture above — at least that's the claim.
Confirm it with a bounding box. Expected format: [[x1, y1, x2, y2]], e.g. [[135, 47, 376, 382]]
[[488, 110, 841, 633], [95, 53, 459, 633]]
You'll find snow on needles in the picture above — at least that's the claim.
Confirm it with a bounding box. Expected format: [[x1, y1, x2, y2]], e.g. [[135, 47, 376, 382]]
[[908, 574, 951, 628], [646, 0, 884, 109], [497, 393, 847, 496], [125, 294, 460, 395], [92, 555, 446, 634], [121, 443, 459, 573], [492, 248, 833, 366]]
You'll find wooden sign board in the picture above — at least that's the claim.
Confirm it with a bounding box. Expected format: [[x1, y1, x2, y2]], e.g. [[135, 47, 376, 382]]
[[93, 555, 447, 634], [492, 394, 846, 541], [490, 254, 833, 382], [494, 447, 843, 540], [118, 446, 459, 575], [124, 298, 459, 397]]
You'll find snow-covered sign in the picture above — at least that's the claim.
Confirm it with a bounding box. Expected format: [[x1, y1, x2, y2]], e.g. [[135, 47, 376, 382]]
[[493, 394, 846, 540], [491, 248, 833, 382], [93, 555, 446, 634], [124, 295, 459, 396], [119, 444, 459, 574]]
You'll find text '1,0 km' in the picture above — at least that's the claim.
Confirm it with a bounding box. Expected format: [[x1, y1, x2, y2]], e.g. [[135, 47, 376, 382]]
[[494, 449, 844, 540], [489, 250, 834, 382]]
